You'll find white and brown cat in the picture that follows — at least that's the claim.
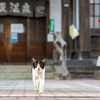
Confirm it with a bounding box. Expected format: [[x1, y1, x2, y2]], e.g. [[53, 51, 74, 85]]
[[32, 58, 45, 93]]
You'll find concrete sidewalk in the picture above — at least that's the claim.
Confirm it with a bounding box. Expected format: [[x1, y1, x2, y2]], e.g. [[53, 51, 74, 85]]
[[0, 79, 100, 100]]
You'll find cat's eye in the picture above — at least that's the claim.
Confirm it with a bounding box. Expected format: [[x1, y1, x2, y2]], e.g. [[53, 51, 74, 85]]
[[34, 63, 37, 67], [40, 63, 43, 67]]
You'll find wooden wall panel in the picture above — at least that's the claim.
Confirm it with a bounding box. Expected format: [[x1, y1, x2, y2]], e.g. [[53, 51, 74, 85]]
[[29, 17, 46, 61], [91, 37, 99, 58], [0, 17, 7, 64], [0, 42, 6, 63], [9, 17, 27, 64], [10, 42, 27, 63], [30, 42, 46, 60]]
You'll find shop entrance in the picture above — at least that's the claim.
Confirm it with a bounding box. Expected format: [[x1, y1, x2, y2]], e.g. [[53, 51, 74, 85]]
[[0, 16, 46, 65], [0, 16, 27, 65]]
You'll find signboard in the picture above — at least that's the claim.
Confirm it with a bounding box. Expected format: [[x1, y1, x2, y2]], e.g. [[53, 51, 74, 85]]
[[69, 25, 79, 39], [11, 33, 18, 42], [50, 0, 61, 32], [0, 0, 46, 17], [0, 24, 4, 32], [11, 24, 24, 33], [21, 0, 34, 17], [50, 19, 54, 32], [47, 33, 53, 42], [0, 0, 8, 15], [64, 4, 69, 7], [8, 0, 22, 16], [35, 0, 46, 17]]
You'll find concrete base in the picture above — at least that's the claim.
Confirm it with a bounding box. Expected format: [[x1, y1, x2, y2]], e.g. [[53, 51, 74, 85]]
[[54, 65, 71, 80], [94, 71, 100, 80]]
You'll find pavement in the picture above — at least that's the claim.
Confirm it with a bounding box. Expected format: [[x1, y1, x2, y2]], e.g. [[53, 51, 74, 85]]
[[0, 79, 100, 100]]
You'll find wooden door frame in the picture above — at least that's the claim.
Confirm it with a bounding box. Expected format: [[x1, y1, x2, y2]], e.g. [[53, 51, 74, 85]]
[[6, 16, 28, 65], [27, 17, 30, 64], [4, 17, 11, 65]]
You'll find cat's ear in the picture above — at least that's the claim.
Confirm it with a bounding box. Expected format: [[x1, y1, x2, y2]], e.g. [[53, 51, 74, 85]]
[[42, 58, 45, 63], [32, 58, 36, 63]]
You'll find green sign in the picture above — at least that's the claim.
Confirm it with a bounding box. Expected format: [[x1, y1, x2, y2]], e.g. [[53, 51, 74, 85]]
[[50, 19, 54, 32]]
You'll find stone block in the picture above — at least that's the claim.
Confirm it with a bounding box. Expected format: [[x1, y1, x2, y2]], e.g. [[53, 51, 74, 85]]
[[45, 72, 55, 79], [6, 73, 32, 79], [0, 66, 31, 73], [45, 65, 55, 72], [94, 71, 100, 80], [0, 73, 6, 79]]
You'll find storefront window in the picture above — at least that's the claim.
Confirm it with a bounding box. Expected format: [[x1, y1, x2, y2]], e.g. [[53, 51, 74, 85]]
[[95, 0, 99, 3], [90, 0, 94, 3], [90, 0, 100, 29]]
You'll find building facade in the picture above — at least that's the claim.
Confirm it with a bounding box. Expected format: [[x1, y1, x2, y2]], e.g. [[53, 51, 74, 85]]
[[0, 0, 99, 65]]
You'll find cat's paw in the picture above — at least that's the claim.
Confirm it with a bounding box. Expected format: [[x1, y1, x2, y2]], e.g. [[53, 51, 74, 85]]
[[39, 90, 44, 93]]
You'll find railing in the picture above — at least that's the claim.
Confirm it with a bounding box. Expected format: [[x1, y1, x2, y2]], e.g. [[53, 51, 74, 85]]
[[53, 32, 69, 80]]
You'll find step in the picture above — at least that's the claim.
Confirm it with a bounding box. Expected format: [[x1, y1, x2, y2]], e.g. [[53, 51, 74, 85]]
[[0, 72, 55, 79], [0, 73, 31, 79], [0, 66, 31, 73], [94, 71, 100, 80], [0, 65, 55, 79], [67, 60, 93, 65], [45, 59, 53, 65], [0, 65, 55, 73], [45, 65, 55, 72], [59, 60, 93, 66]]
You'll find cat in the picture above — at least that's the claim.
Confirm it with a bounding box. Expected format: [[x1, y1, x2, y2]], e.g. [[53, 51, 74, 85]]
[[32, 58, 45, 93]]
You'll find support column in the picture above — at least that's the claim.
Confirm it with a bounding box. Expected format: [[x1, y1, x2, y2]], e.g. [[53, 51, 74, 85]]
[[79, 0, 90, 59], [27, 18, 30, 64], [62, 0, 71, 60], [46, 0, 53, 59]]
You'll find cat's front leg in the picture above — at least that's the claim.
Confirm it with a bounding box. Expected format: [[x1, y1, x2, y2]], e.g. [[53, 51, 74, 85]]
[[33, 79, 38, 91], [39, 78, 44, 93]]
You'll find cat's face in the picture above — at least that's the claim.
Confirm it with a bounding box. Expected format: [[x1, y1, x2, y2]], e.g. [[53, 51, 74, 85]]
[[32, 58, 45, 72]]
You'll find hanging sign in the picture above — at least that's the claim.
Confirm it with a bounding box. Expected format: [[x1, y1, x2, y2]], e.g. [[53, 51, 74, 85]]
[[21, 0, 34, 17], [69, 25, 79, 39], [0, 0, 34, 17], [0, 0, 46, 17], [0, 0, 8, 15], [11, 24, 24, 33], [35, 0, 46, 17], [11, 33, 18, 42], [8, 0, 22, 16]]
